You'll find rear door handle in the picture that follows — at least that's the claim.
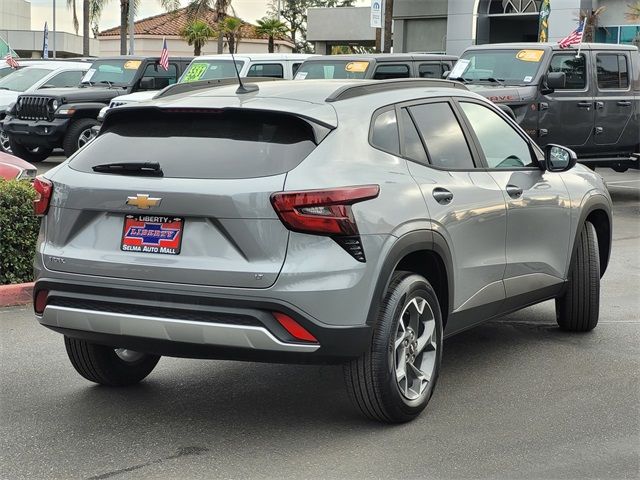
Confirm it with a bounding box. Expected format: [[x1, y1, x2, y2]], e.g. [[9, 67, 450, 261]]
[[506, 184, 523, 199], [617, 100, 632, 107], [432, 187, 453, 205], [577, 101, 592, 109]]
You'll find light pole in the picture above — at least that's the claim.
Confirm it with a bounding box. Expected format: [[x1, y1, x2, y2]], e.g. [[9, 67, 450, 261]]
[[52, 0, 57, 58], [128, 1, 135, 55]]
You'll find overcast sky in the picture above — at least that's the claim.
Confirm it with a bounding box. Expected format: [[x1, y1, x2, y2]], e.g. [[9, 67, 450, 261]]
[[30, 0, 366, 35]]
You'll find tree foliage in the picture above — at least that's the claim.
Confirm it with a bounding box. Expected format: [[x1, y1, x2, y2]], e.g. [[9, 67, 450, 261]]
[[269, 0, 355, 52], [181, 19, 216, 55], [256, 17, 289, 53]]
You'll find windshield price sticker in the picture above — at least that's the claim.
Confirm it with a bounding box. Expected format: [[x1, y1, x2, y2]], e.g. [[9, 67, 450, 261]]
[[345, 61, 369, 73], [182, 63, 209, 83], [294, 71, 308, 80], [124, 60, 142, 70], [448, 59, 470, 79], [81, 68, 96, 82], [516, 50, 544, 63]]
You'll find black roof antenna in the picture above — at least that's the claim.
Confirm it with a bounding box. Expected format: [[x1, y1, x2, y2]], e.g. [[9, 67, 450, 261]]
[[231, 50, 258, 94]]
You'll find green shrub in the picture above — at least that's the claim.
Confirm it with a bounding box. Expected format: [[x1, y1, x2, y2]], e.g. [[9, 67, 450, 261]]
[[0, 179, 39, 284]]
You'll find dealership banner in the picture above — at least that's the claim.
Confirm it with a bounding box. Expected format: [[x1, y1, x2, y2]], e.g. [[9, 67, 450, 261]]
[[538, 0, 551, 42], [371, 0, 382, 28]]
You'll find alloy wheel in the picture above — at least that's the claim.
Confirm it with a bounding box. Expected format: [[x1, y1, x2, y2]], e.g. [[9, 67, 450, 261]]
[[77, 127, 97, 150], [114, 348, 145, 363], [393, 296, 437, 401]]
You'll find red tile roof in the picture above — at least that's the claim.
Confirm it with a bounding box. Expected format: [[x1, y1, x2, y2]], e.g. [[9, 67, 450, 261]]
[[99, 7, 290, 42]]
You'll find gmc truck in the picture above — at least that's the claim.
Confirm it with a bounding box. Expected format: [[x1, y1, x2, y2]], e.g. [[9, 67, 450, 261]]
[[448, 43, 639, 171]]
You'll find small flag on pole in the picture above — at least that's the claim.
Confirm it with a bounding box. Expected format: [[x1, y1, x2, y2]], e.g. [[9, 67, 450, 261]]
[[4, 53, 19, 69], [159, 38, 169, 71], [558, 19, 585, 49], [43, 22, 49, 59], [538, 0, 551, 42]]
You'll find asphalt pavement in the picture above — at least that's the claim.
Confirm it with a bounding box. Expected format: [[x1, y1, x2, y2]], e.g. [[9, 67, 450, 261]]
[[1, 165, 638, 480]]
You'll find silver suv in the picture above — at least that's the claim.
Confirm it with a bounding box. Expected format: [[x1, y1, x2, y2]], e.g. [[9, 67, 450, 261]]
[[32, 79, 612, 423]]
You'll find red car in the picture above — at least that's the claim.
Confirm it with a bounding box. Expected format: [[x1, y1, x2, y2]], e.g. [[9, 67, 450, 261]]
[[0, 151, 37, 180]]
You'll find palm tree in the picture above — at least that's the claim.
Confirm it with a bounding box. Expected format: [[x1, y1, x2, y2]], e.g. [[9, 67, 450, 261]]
[[181, 19, 216, 56], [578, 7, 606, 42], [626, 1, 640, 22], [187, 0, 232, 53], [221, 17, 243, 53], [255, 17, 288, 53]]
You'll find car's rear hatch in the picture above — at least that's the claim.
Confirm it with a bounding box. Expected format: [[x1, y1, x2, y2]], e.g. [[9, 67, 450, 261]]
[[42, 107, 333, 288]]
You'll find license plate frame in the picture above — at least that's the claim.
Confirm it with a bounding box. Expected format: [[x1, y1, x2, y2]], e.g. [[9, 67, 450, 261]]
[[121, 214, 184, 255]]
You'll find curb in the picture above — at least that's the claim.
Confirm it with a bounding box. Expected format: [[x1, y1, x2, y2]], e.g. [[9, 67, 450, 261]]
[[0, 282, 34, 308]]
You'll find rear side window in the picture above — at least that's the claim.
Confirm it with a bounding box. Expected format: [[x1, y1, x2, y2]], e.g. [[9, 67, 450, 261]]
[[370, 109, 399, 155], [409, 103, 475, 169], [549, 54, 586, 89], [373, 64, 411, 80], [596, 54, 629, 89], [141, 63, 178, 88], [418, 63, 443, 78], [71, 111, 317, 179], [400, 109, 428, 164], [247, 63, 284, 78]]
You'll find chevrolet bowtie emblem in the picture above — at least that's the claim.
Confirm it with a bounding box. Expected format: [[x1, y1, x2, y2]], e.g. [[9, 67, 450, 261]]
[[126, 194, 162, 209]]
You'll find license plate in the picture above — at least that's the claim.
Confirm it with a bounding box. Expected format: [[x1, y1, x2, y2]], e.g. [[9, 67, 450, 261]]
[[121, 215, 184, 255]]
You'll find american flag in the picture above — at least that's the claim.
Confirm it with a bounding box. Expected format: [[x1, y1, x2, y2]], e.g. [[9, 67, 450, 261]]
[[4, 53, 19, 69], [558, 20, 585, 49], [159, 38, 169, 71]]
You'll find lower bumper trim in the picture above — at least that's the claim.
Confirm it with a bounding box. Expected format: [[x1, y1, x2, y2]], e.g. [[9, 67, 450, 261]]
[[40, 305, 320, 353]]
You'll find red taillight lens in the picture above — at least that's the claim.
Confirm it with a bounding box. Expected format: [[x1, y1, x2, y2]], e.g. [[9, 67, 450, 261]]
[[270, 185, 379, 236], [273, 312, 318, 343], [33, 176, 53, 216], [34, 289, 49, 315]]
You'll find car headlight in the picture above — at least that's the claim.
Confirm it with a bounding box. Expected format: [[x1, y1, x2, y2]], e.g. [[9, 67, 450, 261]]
[[51, 99, 59, 111]]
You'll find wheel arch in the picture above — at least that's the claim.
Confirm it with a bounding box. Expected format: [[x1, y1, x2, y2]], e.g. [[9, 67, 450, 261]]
[[367, 230, 454, 329], [573, 195, 612, 278]]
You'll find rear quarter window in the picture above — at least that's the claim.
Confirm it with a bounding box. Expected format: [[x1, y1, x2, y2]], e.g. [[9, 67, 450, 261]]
[[70, 110, 318, 179]]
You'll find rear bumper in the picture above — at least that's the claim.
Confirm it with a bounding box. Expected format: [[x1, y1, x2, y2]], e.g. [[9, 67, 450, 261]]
[[34, 279, 372, 364], [3, 116, 69, 149]]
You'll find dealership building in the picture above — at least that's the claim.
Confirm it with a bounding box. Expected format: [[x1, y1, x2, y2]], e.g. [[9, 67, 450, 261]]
[[308, 0, 640, 55]]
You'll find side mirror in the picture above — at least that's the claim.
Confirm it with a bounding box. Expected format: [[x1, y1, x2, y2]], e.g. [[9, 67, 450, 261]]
[[442, 70, 450, 79], [542, 144, 577, 172], [139, 77, 156, 90], [543, 72, 566, 92]]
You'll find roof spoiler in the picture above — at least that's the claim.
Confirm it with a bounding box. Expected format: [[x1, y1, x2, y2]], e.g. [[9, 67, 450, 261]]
[[153, 76, 279, 99]]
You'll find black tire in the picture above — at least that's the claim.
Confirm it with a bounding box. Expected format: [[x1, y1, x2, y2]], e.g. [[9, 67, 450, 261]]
[[344, 272, 443, 423], [64, 336, 160, 386], [63, 118, 98, 158], [555, 221, 600, 332], [8, 137, 52, 163]]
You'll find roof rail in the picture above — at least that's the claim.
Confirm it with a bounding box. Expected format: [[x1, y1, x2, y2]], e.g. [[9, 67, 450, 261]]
[[153, 76, 279, 99], [325, 78, 467, 102]]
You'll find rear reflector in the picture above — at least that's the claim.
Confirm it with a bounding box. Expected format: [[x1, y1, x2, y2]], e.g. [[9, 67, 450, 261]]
[[33, 176, 53, 216], [273, 312, 318, 343], [34, 289, 49, 315]]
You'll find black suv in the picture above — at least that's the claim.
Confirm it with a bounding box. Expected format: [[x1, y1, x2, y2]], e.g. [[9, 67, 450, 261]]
[[3, 56, 192, 162]]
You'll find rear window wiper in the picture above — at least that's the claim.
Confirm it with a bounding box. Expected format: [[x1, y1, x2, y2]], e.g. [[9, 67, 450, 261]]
[[92, 162, 164, 177]]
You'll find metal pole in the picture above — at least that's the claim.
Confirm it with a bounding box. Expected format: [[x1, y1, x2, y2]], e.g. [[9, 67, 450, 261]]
[[277, 0, 281, 21], [380, 0, 385, 53], [52, 0, 56, 58], [128, 1, 135, 55]]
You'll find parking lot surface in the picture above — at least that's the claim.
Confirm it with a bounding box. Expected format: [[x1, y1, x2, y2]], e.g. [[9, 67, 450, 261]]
[[1, 165, 638, 479]]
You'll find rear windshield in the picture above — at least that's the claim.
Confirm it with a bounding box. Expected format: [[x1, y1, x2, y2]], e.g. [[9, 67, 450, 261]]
[[295, 60, 370, 79], [70, 110, 317, 179]]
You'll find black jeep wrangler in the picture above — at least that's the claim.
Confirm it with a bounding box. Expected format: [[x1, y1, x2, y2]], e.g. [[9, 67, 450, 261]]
[[448, 43, 640, 172], [3, 56, 192, 162]]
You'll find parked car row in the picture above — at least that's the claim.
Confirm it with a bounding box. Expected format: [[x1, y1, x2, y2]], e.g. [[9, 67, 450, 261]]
[[1, 44, 638, 171]]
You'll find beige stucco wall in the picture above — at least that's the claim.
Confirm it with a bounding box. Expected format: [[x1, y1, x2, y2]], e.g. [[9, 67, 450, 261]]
[[0, 0, 30, 30], [98, 36, 293, 57]]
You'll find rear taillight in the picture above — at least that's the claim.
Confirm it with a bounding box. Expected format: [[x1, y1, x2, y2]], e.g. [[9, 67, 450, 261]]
[[33, 176, 52, 216], [270, 185, 379, 262]]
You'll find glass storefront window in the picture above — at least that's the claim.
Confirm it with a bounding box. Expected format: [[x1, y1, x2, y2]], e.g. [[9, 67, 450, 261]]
[[596, 25, 640, 45]]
